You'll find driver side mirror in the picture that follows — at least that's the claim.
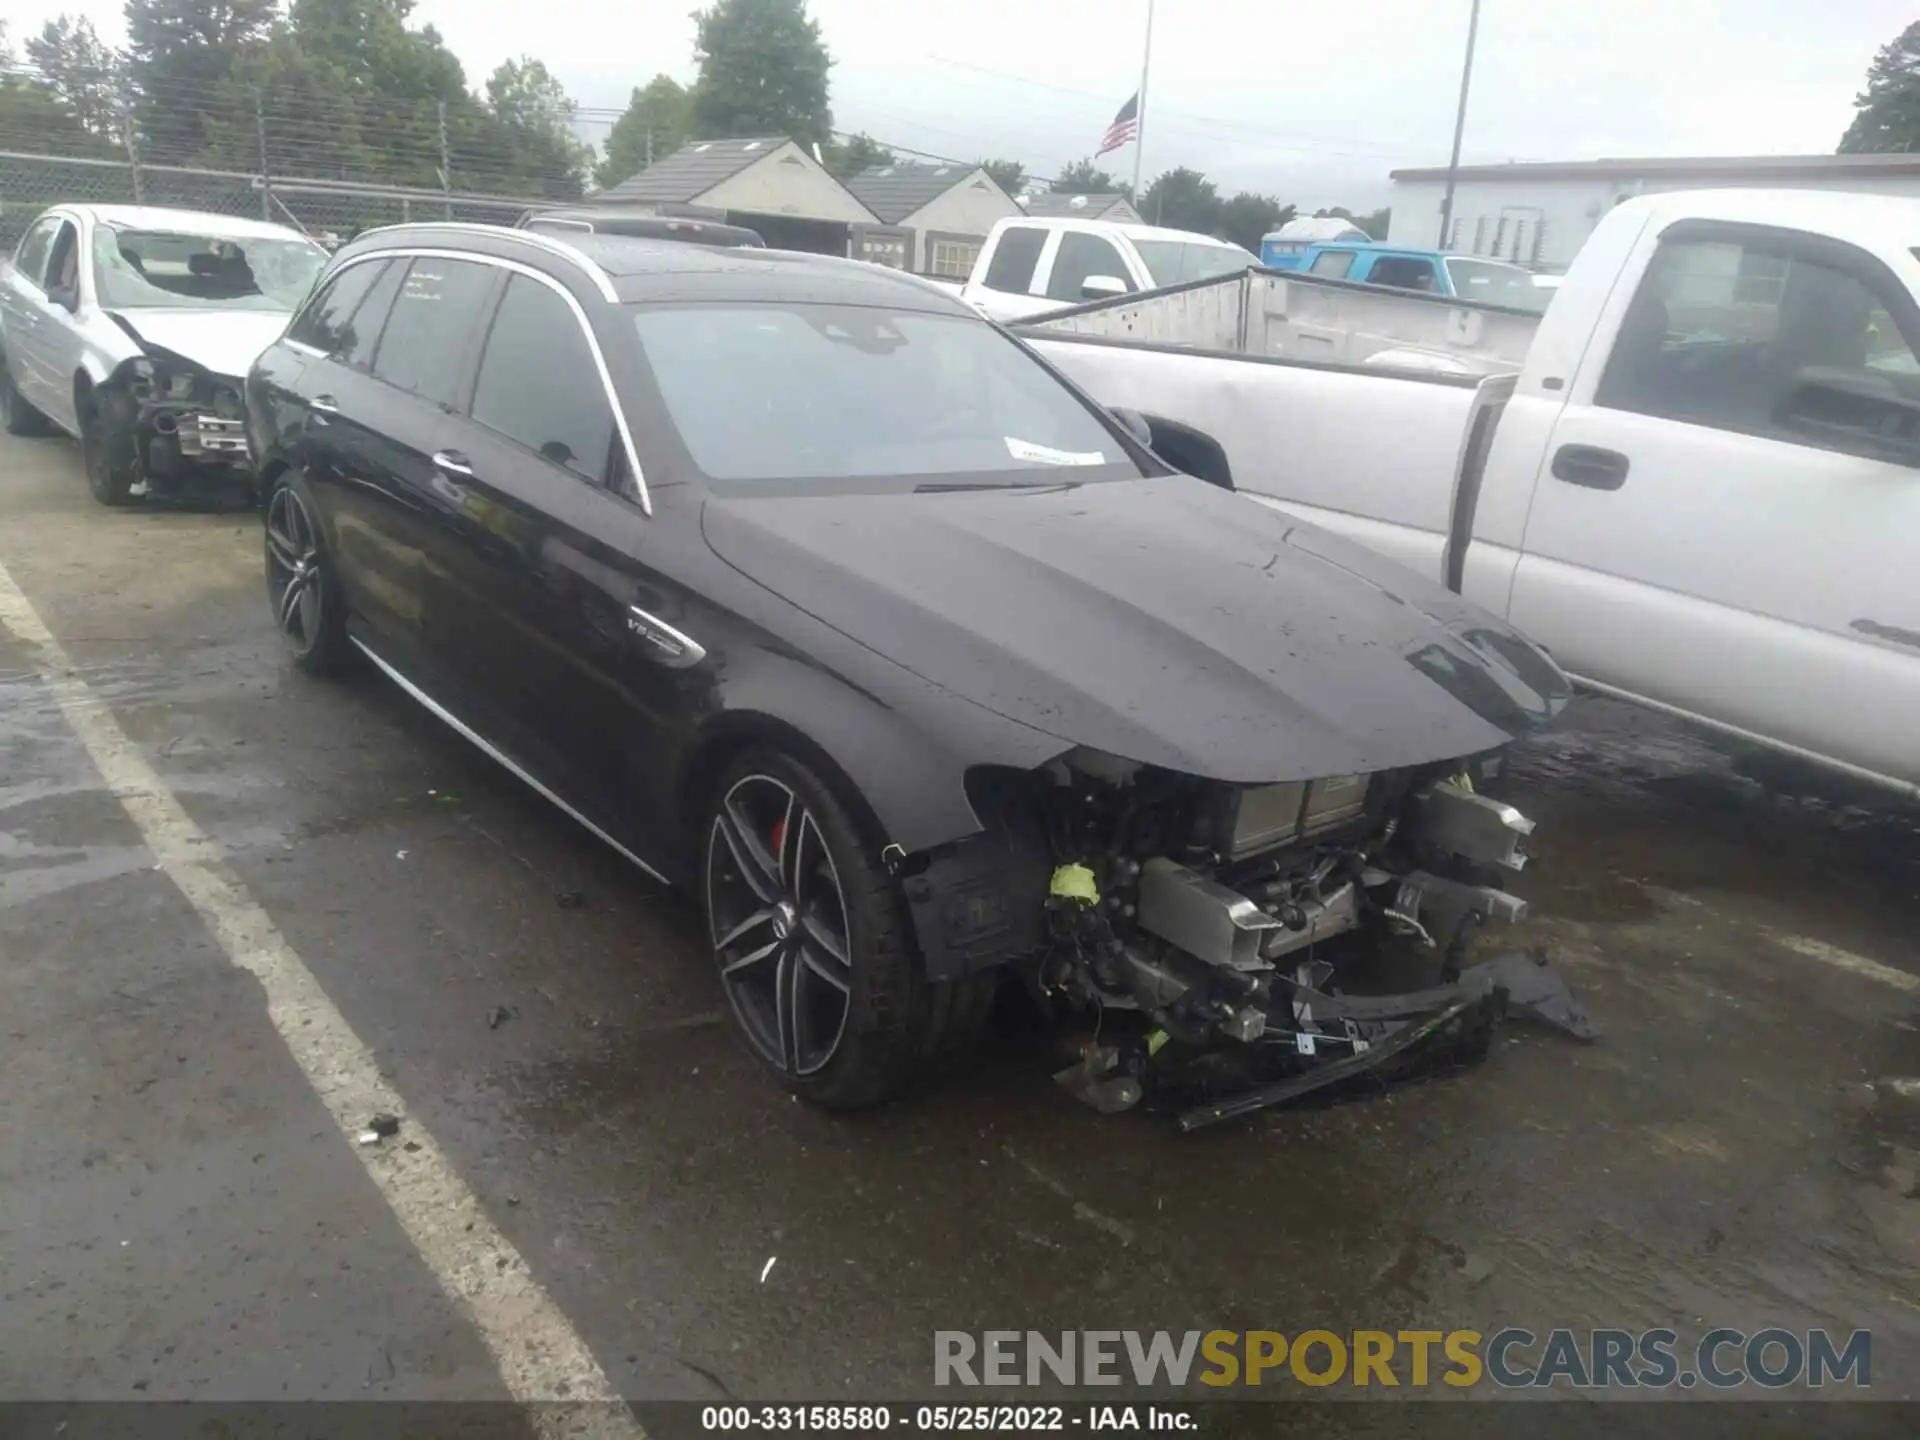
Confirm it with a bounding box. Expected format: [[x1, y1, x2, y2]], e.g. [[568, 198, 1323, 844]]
[[45, 284, 78, 314], [1108, 406, 1154, 450], [1080, 274, 1129, 302]]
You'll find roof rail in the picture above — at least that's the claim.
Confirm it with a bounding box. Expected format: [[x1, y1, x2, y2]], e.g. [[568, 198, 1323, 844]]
[[349, 221, 617, 301]]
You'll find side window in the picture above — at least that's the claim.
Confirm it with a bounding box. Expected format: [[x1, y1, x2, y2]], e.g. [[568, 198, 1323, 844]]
[[343, 260, 406, 370], [46, 222, 80, 292], [1045, 232, 1132, 302], [286, 260, 388, 359], [13, 218, 59, 287], [982, 226, 1047, 294], [370, 259, 496, 407], [1595, 232, 1920, 460], [1367, 256, 1437, 292], [1308, 249, 1355, 278], [470, 275, 614, 482]]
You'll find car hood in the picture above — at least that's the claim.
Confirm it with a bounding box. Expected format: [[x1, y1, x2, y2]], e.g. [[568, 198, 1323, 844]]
[[700, 475, 1572, 783], [106, 307, 291, 380]]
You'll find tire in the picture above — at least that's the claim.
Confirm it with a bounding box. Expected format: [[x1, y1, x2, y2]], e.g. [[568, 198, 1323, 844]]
[[0, 348, 53, 437], [705, 749, 981, 1110], [263, 469, 352, 675], [80, 386, 137, 506]]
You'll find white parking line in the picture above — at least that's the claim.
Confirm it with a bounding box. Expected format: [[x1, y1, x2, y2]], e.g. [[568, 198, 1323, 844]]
[[0, 558, 644, 1437], [1765, 929, 1920, 994]]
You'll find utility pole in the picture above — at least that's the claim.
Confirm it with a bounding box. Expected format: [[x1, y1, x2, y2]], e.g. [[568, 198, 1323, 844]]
[[646, 127, 654, 168], [437, 100, 453, 219], [1436, 0, 1483, 250], [1130, 0, 1155, 203], [255, 91, 273, 222], [118, 83, 144, 203]]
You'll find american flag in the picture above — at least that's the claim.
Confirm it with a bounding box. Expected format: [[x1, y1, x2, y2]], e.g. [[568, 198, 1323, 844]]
[[1096, 93, 1140, 156]]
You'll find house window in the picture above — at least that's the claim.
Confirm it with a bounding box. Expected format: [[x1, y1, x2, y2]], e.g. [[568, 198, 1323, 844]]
[[931, 239, 981, 277]]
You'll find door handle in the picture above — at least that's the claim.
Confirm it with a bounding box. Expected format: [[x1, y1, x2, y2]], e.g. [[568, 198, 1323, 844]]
[[308, 394, 340, 426], [432, 449, 475, 479], [1551, 444, 1629, 490]]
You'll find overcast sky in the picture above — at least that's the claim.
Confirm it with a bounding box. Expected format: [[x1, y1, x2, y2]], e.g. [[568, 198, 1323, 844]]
[[9, 1, 1911, 208]]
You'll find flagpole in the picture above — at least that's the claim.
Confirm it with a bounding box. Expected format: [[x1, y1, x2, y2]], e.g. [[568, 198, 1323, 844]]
[[1131, 0, 1154, 202]]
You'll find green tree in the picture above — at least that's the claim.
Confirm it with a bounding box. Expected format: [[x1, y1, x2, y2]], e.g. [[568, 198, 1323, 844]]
[[485, 56, 591, 192], [1840, 21, 1920, 152], [596, 74, 691, 189], [1355, 205, 1390, 240], [1052, 157, 1121, 194], [123, 0, 278, 163], [1142, 166, 1219, 233], [1217, 192, 1293, 253], [0, 19, 106, 157], [690, 0, 832, 148], [26, 15, 122, 146], [980, 157, 1026, 194], [825, 131, 892, 181]]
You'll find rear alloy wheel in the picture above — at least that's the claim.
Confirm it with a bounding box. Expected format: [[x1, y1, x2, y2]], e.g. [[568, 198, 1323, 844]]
[[0, 350, 52, 437], [265, 475, 350, 674]]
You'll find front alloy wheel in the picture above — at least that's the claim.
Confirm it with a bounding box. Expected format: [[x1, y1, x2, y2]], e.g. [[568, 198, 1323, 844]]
[[707, 773, 855, 1078], [264, 476, 349, 673]]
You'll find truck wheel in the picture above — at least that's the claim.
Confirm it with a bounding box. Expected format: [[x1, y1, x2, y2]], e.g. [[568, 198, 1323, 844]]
[[706, 749, 973, 1110], [0, 350, 52, 437], [80, 388, 137, 506], [264, 470, 352, 675]]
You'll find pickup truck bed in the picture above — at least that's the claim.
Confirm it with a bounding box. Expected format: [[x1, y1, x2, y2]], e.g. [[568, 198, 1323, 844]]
[[1026, 266, 1540, 375]]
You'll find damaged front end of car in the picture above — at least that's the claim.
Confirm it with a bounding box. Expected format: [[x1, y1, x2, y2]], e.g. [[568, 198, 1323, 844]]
[[109, 346, 252, 498], [903, 746, 1594, 1131]]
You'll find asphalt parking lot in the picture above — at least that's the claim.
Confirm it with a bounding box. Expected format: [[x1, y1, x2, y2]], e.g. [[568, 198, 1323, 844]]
[[3, 427, 1919, 1430]]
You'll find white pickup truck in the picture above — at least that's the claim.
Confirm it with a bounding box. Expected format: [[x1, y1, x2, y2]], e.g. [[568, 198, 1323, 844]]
[[954, 215, 1257, 324], [1022, 189, 1920, 798]]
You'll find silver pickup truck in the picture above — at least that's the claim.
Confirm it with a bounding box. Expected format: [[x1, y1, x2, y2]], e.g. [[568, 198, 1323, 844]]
[[0, 203, 326, 505], [1023, 189, 1920, 799]]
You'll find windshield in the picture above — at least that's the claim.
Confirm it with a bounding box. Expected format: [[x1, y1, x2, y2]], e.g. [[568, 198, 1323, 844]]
[[630, 304, 1138, 487], [1444, 258, 1550, 313], [1134, 240, 1258, 287], [93, 225, 327, 312]]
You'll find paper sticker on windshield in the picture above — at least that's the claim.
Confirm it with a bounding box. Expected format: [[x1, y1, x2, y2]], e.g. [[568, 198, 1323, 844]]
[[1005, 437, 1106, 466]]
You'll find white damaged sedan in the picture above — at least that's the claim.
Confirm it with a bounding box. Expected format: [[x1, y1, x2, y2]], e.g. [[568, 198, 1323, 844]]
[[0, 204, 326, 505]]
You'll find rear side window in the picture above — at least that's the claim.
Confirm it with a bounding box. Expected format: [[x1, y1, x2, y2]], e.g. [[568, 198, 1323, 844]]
[[1366, 256, 1438, 291], [982, 226, 1047, 294], [287, 260, 389, 359], [1309, 250, 1355, 278], [1045, 232, 1133, 302], [371, 258, 495, 407], [470, 275, 614, 481]]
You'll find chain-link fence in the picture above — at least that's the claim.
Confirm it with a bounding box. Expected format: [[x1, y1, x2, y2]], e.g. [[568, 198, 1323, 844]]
[[0, 59, 576, 250], [0, 148, 540, 250]]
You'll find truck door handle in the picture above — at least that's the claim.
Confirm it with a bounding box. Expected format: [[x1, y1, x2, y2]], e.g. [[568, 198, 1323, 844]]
[[432, 449, 475, 479], [1551, 444, 1629, 490]]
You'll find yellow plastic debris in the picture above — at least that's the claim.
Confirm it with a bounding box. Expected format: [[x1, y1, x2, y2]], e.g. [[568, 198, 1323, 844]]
[[1049, 863, 1099, 904]]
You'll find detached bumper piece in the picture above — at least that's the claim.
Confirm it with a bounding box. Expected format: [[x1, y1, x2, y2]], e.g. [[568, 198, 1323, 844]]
[[1171, 950, 1595, 1133]]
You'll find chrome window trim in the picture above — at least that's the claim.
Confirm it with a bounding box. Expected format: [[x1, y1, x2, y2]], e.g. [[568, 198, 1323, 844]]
[[351, 638, 672, 884], [283, 337, 327, 359], [348, 222, 618, 301], [302, 246, 650, 515]]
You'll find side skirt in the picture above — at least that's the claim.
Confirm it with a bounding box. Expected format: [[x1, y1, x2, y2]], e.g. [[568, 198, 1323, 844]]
[[350, 636, 674, 888]]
